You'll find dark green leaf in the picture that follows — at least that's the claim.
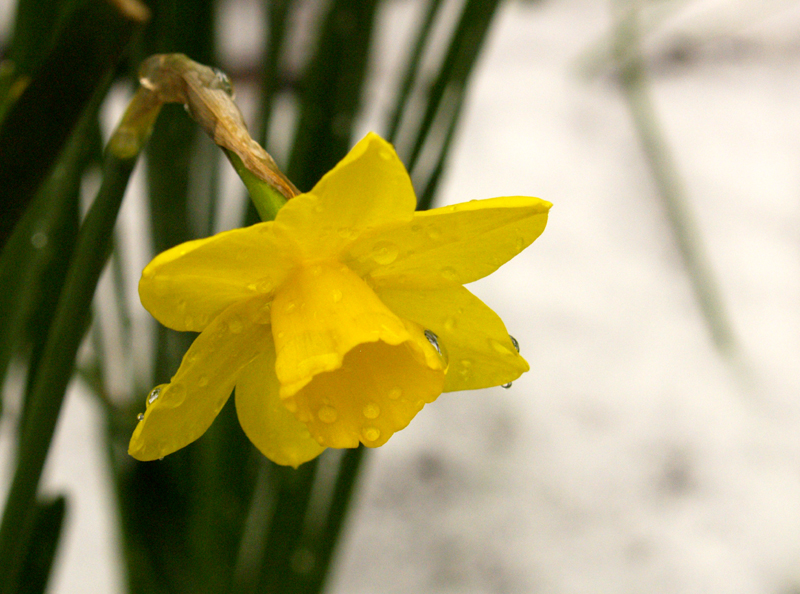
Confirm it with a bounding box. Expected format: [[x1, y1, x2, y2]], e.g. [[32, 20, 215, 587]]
[[0, 0, 144, 252], [15, 497, 68, 594]]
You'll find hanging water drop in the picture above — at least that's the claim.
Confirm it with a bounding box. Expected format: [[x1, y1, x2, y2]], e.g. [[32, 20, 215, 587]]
[[137, 413, 144, 421], [148, 386, 162, 404], [509, 335, 520, 353], [424, 330, 442, 355], [501, 382, 512, 389]]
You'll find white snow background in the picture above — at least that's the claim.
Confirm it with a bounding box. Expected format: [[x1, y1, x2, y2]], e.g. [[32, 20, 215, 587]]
[[1, 0, 800, 592]]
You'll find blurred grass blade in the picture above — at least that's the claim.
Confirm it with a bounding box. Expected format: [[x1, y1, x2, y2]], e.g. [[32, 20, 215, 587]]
[[385, 0, 445, 143], [0, 0, 148, 252], [9, 0, 80, 76], [302, 447, 366, 594], [612, 1, 738, 358], [287, 0, 381, 191], [255, 461, 319, 594], [257, 0, 293, 145], [0, 92, 154, 592], [15, 497, 67, 594], [404, 0, 502, 209], [0, 104, 100, 427]]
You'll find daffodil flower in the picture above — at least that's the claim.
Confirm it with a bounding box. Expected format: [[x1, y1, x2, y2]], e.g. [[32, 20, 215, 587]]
[[129, 133, 551, 467]]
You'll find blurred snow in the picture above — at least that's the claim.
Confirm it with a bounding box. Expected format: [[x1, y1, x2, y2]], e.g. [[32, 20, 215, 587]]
[[10, 0, 799, 592]]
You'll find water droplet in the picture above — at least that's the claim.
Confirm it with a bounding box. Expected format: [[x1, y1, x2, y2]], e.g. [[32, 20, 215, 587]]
[[388, 387, 402, 400], [332, 289, 342, 303], [444, 316, 456, 331], [378, 148, 393, 161], [311, 265, 323, 276], [284, 302, 296, 313], [147, 386, 162, 404], [427, 228, 441, 241], [509, 335, 520, 353], [371, 241, 398, 265], [424, 330, 442, 355], [362, 427, 381, 442], [184, 315, 194, 328], [458, 359, 473, 380], [440, 267, 459, 282], [198, 375, 209, 387], [501, 382, 512, 389], [211, 67, 233, 96], [515, 236, 526, 252], [137, 413, 144, 421], [363, 403, 380, 419], [489, 338, 514, 356], [142, 267, 155, 279], [283, 398, 298, 413], [247, 282, 258, 291], [276, 331, 286, 339], [177, 299, 188, 312], [227, 317, 243, 333], [317, 406, 338, 423]]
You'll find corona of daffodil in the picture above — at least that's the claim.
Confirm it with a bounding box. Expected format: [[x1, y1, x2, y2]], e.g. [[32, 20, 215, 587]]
[[129, 133, 550, 467]]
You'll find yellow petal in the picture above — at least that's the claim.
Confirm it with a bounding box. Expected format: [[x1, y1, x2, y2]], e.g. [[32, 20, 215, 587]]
[[344, 196, 551, 288], [140, 222, 294, 332], [271, 260, 445, 448], [128, 296, 273, 461], [273, 133, 415, 262], [375, 285, 529, 391], [235, 342, 326, 468], [292, 331, 445, 449], [271, 260, 419, 397]]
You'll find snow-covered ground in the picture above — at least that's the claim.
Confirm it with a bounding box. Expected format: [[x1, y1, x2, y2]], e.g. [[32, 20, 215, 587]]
[[10, 0, 800, 592]]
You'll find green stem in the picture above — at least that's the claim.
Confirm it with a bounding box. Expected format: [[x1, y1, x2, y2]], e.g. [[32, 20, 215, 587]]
[[225, 149, 287, 222]]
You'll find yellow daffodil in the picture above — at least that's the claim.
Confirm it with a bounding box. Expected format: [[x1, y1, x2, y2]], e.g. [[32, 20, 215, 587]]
[[129, 132, 551, 467]]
